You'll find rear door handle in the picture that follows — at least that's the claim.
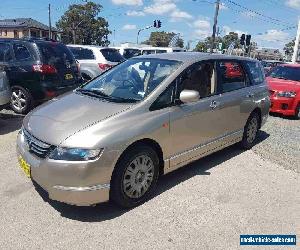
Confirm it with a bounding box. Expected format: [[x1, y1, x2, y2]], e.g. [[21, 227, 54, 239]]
[[210, 100, 219, 109]]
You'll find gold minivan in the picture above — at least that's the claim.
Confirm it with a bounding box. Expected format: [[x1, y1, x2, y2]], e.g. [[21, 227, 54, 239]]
[[17, 53, 270, 207]]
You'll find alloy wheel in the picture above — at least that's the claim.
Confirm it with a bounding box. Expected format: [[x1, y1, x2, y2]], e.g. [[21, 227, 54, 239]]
[[11, 89, 27, 112], [246, 117, 258, 144]]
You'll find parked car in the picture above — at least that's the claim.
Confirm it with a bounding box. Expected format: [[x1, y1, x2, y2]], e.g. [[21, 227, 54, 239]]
[[0, 38, 82, 114], [0, 70, 11, 111], [266, 64, 300, 119], [17, 53, 269, 207], [67, 45, 124, 81], [261, 60, 284, 74]]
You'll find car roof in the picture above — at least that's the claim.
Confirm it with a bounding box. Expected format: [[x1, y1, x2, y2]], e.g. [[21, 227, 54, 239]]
[[67, 44, 114, 50], [138, 52, 258, 63]]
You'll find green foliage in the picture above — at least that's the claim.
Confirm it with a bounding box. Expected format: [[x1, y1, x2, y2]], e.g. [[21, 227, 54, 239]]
[[143, 31, 184, 48], [56, 1, 111, 46], [283, 39, 295, 56]]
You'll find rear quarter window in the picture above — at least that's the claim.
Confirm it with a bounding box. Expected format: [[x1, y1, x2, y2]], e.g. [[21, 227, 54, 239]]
[[245, 61, 265, 85], [68, 47, 95, 60], [37, 42, 75, 65], [100, 49, 124, 62]]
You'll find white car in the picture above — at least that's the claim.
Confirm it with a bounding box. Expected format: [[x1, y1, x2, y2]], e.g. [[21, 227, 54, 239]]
[[0, 70, 11, 111], [67, 45, 124, 81]]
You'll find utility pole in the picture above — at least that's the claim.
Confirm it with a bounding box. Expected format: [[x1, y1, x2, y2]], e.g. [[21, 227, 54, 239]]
[[48, 3, 52, 39], [292, 20, 300, 63], [210, 0, 220, 53]]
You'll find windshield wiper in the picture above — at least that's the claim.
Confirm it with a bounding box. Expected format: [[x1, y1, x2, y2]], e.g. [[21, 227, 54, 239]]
[[76, 88, 139, 103]]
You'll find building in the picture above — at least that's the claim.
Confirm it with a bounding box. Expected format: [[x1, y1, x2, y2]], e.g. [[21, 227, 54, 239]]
[[253, 47, 284, 61], [0, 18, 60, 40]]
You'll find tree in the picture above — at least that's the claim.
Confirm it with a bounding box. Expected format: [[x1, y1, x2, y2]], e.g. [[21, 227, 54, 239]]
[[56, 1, 110, 46], [222, 32, 241, 49], [142, 31, 184, 48], [283, 39, 295, 57], [194, 36, 222, 52]]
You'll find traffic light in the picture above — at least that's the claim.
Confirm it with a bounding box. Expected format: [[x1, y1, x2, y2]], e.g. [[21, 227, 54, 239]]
[[157, 20, 161, 28], [240, 34, 245, 45], [246, 34, 251, 46], [153, 20, 157, 28]]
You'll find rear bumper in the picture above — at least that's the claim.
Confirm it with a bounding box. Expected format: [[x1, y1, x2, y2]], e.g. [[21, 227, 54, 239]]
[[270, 96, 298, 116]]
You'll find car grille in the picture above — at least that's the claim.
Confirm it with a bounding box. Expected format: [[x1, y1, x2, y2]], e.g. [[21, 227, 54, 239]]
[[23, 129, 54, 158]]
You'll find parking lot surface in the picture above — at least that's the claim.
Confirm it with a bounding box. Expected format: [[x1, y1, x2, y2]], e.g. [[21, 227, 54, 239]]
[[0, 109, 299, 250]]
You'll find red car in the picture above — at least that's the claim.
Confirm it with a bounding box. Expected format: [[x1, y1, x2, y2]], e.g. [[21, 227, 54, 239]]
[[266, 64, 300, 119]]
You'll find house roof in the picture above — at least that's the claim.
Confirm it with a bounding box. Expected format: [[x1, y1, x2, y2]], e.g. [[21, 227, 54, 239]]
[[0, 18, 58, 31]]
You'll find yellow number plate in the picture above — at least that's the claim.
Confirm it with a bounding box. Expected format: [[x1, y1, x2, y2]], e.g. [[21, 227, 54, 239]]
[[65, 73, 73, 80], [18, 156, 31, 178]]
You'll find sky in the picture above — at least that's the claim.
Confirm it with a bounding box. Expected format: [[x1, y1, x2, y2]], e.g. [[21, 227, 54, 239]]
[[0, 0, 299, 50]]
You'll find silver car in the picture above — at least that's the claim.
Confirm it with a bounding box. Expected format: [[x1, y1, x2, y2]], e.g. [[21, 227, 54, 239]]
[[67, 45, 124, 81], [0, 70, 11, 111], [16, 53, 270, 207]]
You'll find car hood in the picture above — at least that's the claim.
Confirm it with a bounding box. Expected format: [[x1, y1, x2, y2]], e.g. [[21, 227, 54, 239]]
[[266, 77, 300, 92], [23, 92, 132, 146]]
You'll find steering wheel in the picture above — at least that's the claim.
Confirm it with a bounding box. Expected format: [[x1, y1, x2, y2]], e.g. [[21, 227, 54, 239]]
[[122, 79, 140, 94]]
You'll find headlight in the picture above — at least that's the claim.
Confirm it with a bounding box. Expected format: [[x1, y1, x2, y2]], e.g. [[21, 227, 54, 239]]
[[277, 91, 296, 98], [49, 147, 103, 161]]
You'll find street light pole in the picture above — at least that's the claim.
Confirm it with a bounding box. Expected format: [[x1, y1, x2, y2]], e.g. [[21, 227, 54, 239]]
[[72, 20, 84, 44], [210, 0, 220, 53], [137, 25, 152, 44], [48, 3, 52, 39], [292, 20, 300, 63]]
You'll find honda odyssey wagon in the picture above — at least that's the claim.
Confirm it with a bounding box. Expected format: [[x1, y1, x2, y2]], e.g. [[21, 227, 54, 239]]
[[17, 53, 270, 207]]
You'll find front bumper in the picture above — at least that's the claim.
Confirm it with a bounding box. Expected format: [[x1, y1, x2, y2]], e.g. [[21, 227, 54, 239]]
[[270, 96, 298, 116], [16, 132, 112, 206]]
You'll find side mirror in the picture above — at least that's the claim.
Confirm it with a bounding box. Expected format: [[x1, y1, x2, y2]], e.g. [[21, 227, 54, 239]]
[[179, 89, 200, 103]]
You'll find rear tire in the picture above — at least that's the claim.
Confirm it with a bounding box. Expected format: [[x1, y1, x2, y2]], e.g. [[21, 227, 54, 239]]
[[240, 112, 260, 149], [10, 86, 33, 114], [110, 144, 159, 208]]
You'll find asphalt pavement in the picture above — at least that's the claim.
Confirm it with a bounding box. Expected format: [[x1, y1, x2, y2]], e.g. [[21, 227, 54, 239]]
[[0, 109, 299, 250]]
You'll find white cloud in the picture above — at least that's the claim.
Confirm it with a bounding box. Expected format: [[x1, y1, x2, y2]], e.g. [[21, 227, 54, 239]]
[[192, 19, 211, 39], [285, 0, 300, 9], [122, 24, 137, 30], [144, 0, 176, 15], [143, 0, 193, 23], [219, 2, 228, 10], [126, 10, 145, 16], [111, 0, 143, 6], [222, 25, 246, 36], [170, 10, 193, 21], [257, 29, 289, 42]]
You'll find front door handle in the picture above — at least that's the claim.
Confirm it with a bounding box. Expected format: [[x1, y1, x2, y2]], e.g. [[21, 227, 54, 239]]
[[210, 100, 219, 109]]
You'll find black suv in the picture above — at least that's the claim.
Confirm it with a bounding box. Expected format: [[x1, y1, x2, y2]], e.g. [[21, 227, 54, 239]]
[[0, 38, 82, 114]]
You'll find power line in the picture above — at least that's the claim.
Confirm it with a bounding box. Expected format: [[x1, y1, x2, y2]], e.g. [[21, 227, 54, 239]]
[[224, 0, 294, 27]]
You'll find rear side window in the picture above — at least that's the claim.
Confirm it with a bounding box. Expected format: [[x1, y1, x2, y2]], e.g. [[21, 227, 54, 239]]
[[68, 47, 95, 60], [13, 44, 31, 61], [36, 42, 75, 65], [217, 61, 246, 93], [245, 61, 265, 85], [123, 49, 141, 59], [100, 49, 124, 62], [0, 43, 11, 62]]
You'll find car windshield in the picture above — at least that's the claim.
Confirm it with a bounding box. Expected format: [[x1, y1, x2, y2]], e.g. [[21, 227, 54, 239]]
[[267, 66, 300, 81], [78, 58, 181, 102]]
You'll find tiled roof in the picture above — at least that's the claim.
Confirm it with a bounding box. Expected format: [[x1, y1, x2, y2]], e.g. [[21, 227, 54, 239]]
[[0, 18, 57, 31]]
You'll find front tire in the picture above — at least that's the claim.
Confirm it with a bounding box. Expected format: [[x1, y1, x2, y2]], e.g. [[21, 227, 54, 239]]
[[10, 86, 33, 114], [110, 145, 160, 208], [240, 112, 260, 149]]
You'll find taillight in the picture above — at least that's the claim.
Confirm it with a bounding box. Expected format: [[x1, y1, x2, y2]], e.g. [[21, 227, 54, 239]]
[[33, 64, 57, 74], [98, 63, 111, 71]]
